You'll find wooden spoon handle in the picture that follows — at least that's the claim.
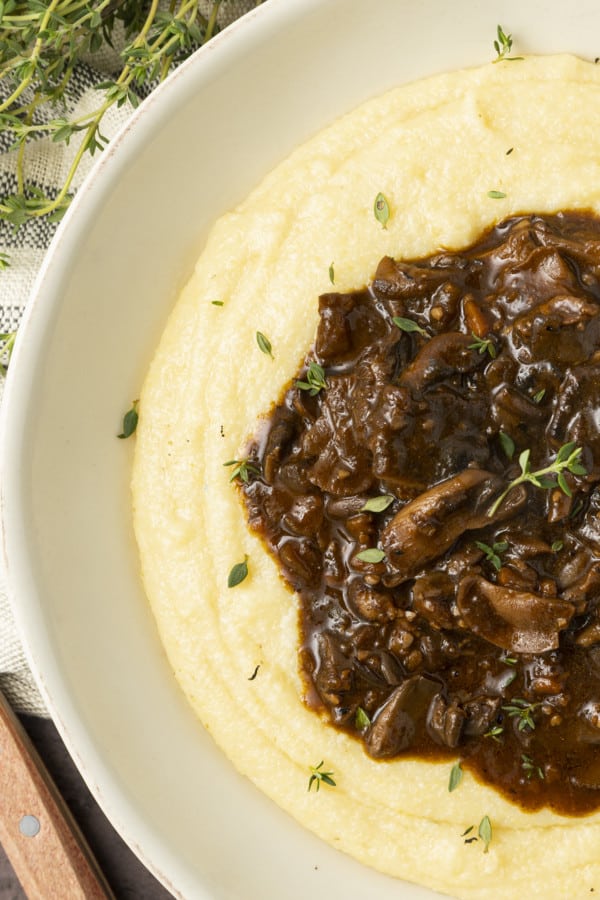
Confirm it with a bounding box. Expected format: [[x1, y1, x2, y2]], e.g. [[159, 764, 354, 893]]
[[0, 690, 115, 898]]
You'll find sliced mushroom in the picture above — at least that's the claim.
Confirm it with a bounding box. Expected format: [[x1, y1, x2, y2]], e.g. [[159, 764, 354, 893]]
[[398, 332, 485, 395], [366, 675, 440, 758], [426, 693, 465, 748], [380, 469, 526, 583], [412, 572, 456, 630], [456, 575, 575, 653]]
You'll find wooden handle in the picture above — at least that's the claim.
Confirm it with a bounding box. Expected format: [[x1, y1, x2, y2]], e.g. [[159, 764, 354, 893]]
[[0, 691, 115, 899]]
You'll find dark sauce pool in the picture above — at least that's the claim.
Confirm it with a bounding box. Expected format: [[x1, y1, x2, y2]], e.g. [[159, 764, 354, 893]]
[[240, 212, 600, 815]]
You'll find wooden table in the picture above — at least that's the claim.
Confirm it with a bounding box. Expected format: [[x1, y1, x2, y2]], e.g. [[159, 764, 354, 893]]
[[0, 715, 173, 899]]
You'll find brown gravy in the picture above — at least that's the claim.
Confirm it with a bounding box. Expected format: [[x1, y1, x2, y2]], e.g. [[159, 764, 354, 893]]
[[240, 212, 600, 815]]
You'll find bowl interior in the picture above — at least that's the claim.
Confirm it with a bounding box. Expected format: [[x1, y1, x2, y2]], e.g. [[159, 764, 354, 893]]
[[3, 0, 600, 897]]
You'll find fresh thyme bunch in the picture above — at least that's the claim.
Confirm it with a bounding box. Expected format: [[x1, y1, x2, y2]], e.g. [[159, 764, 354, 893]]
[[0, 0, 232, 234]]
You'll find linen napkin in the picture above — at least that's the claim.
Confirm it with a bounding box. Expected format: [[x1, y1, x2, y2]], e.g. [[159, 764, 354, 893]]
[[0, 0, 256, 715]]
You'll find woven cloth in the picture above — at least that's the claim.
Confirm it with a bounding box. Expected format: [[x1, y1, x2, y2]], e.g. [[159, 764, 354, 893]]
[[0, 0, 255, 715]]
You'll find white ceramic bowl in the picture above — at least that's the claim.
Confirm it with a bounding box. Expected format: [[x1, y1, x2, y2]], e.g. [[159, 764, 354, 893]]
[[2, 1, 600, 897]]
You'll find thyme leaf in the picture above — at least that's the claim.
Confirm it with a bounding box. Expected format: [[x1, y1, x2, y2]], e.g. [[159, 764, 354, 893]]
[[478, 815, 492, 852], [484, 725, 504, 742], [256, 331, 274, 358], [448, 762, 463, 792], [360, 494, 395, 513], [355, 707, 371, 730], [393, 316, 427, 336], [355, 547, 386, 564], [487, 190, 507, 199], [228, 555, 248, 588], [493, 25, 523, 63], [329, 262, 335, 284], [499, 431, 515, 460], [117, 399, 139, 439], [374, 192, 390, 228]]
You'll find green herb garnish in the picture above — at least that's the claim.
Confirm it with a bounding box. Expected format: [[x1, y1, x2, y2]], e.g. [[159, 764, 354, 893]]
[[117, 399, 139, 439], [393, 316, 427, 336], [296, 362, 327, 395], [228, 555, 248, 588], [478, 815, 492, 852], [488, 442, 587, 517], [493, 25, 523, 62], [474, 540, 508, 571], [374, 192, 390, 228], [0, 330, 17, 376], [223, 458, 261, 483], [308, 761, 336, 792], [360, 495, 395, 513], [487, 190, 507, 200], [532, 388, 546, 403], [355, 707, 371, 730], [570, 498, 585, 519], [256, 331, 274, 358], [0, 1, 234, 236], [484, 725, 504, 742], [468, 333, 497, 358], [499, 431, 515, 460], [502, 698, 541, 732], [551, 540, 564, 553], [448, 762, 463, 792], [211, 300, 224, 306], [329, 262, 335, 284], [355, 548, 386, 564], [521, 754, 544, 780]]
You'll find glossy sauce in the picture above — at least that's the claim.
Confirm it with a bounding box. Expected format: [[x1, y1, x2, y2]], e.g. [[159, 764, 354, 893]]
[[241, 213, 600, 814]]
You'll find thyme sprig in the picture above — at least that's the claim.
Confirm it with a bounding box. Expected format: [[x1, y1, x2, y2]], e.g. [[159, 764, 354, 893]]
[[468, 333, 496, 358], [502, 698, 541, 732], [307, 760, 336, 792], [0, 1, 245, 232], [492, 25, 523, 63], [296, 361, 327, 395], [474, 539, 508, 571], [488, 442, 587, 517], [521, 754, 544, 781], [223, 458, 261, 484]]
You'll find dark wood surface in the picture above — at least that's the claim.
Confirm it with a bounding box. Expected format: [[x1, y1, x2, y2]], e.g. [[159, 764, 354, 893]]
[[0, 715, 174, 900]]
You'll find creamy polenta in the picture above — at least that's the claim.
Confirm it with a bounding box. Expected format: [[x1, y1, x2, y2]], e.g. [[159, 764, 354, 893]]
[[132, 56, 600, 899]]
